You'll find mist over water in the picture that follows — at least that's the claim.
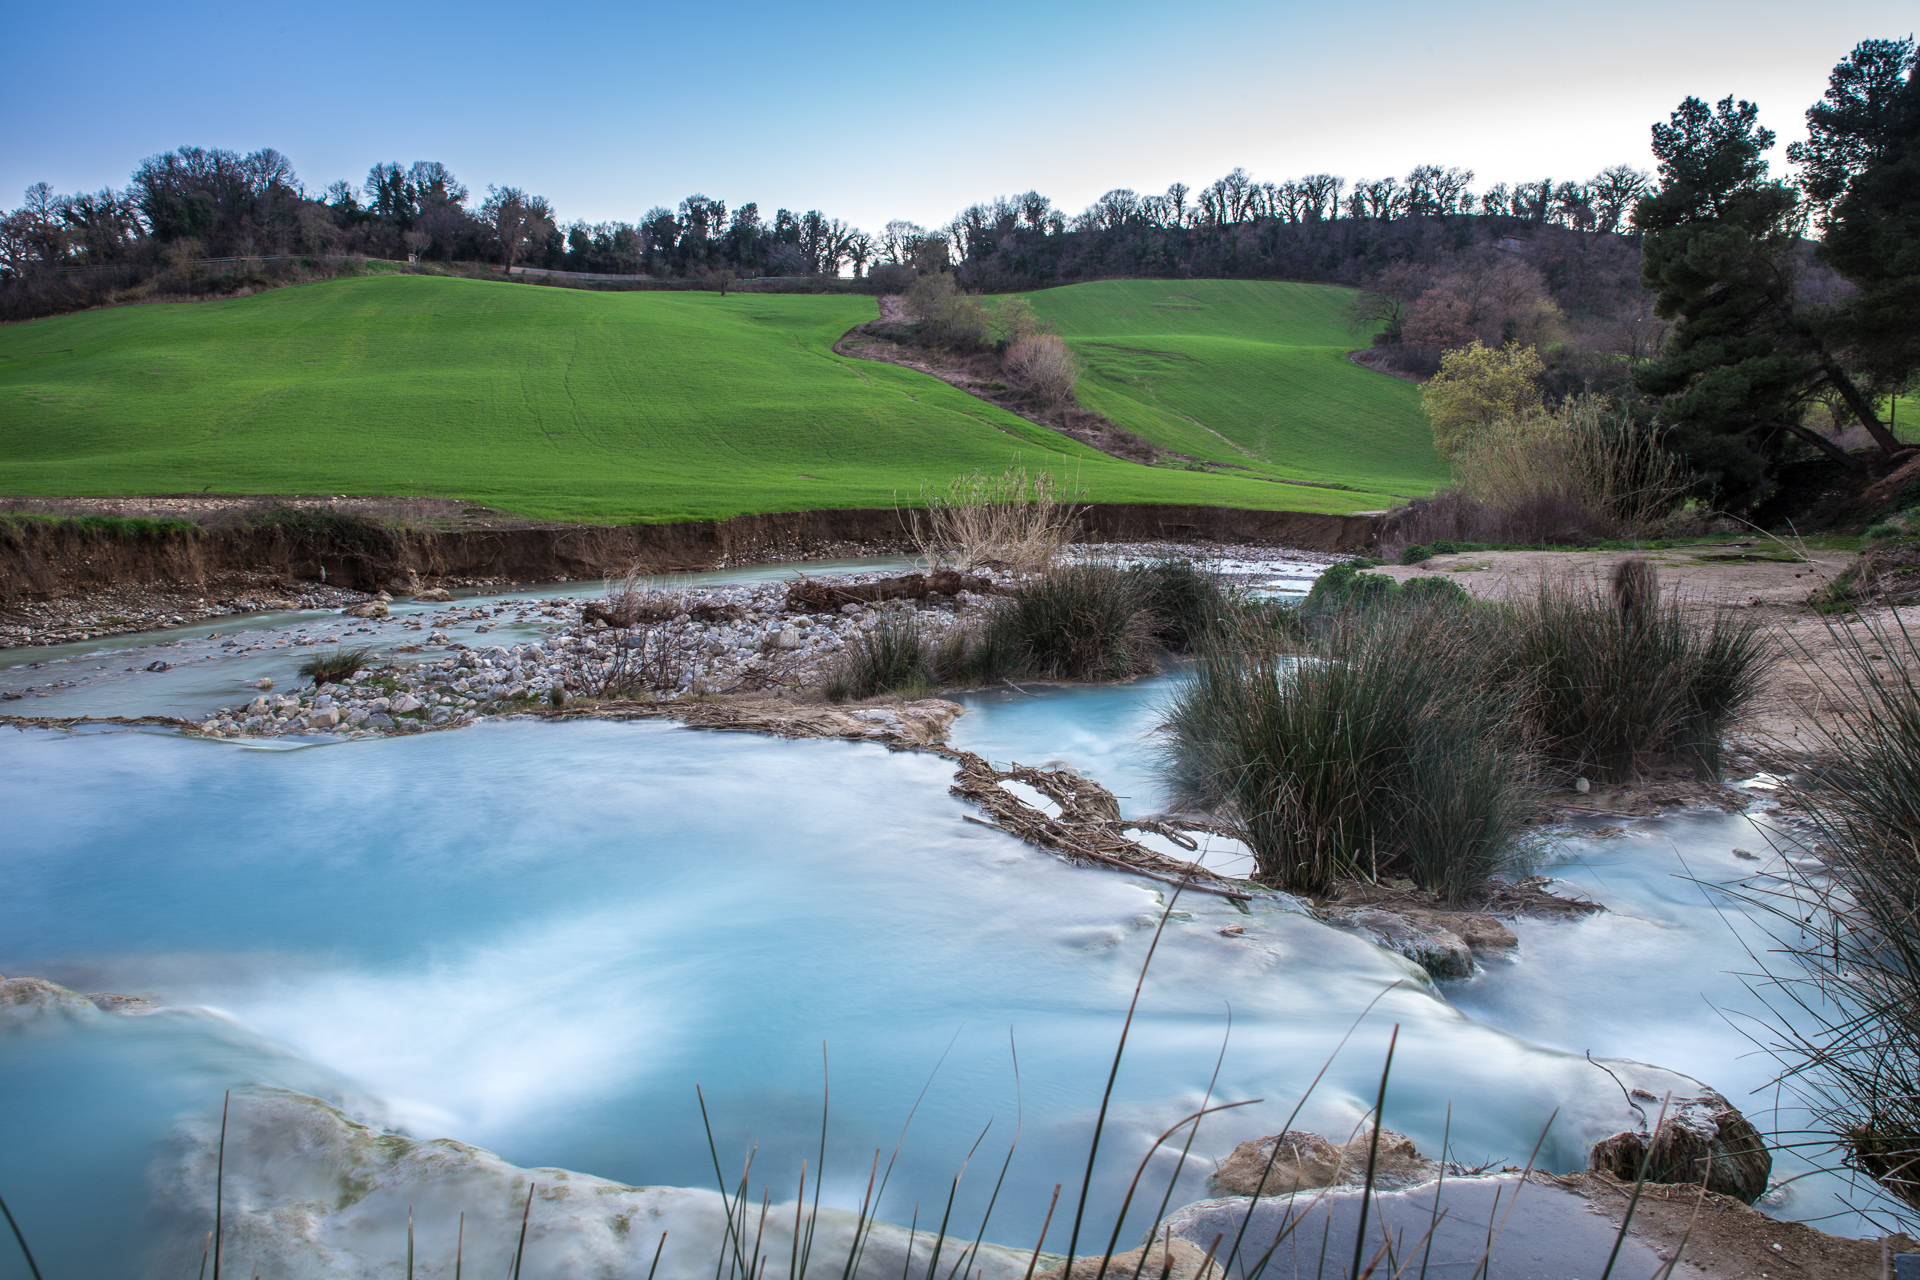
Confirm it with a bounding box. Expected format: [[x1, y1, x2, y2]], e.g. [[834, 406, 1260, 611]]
[[0, 576, 1873, 1276]]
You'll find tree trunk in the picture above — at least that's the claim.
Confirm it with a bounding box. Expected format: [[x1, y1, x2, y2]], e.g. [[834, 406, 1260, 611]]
[[1823, 363, 1905, 454], [1775, 419, 1871, 470]]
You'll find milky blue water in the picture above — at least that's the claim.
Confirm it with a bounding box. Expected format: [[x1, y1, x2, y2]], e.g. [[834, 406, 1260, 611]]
[[0, 579, 1874, 1278]]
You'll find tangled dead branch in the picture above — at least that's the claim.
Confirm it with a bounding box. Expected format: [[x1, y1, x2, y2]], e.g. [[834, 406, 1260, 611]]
[[785, 569, 998, 613], [945, 749, 1254, 899]]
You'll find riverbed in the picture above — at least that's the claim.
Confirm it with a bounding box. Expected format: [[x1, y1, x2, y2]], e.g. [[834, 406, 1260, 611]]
[[0, 556, 1867, 1278]]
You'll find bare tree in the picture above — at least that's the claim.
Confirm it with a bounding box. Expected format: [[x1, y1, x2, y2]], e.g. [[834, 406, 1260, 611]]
[[1589, 166, 1649, 235]]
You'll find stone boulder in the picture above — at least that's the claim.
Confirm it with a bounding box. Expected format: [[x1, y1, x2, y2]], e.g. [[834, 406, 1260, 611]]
[[1586, 1089, 1771, 1204], [414, 587, 454, 603], [1210, 1128, 1436, 1197], [345, 601, 388, 619], [1326, 908, 1476, 979]]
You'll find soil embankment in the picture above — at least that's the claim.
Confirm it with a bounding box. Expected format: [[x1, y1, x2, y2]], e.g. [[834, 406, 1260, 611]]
[[1, 502, 1375, 600]]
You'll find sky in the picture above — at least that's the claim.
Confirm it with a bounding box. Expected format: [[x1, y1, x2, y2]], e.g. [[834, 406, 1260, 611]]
[[4, 0, 1913, 232]]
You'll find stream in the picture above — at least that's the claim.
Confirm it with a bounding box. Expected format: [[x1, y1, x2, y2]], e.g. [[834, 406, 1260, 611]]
[[0, 557, 1863, 1278]]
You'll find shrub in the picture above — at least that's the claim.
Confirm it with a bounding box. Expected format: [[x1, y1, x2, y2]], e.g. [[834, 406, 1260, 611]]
[[1378, 488, 1605, 558], [981, 563, 1161, 682], [299, 645, 375, 686], [1505, 563, 1768, 780], [1161, 597, 1536, 899], [1451, 396, 1687, 540], [1421, 340, 1545, 456], [1003, 334, 1078, 405], [904, 273, 991, 351], [1126, 557, 1237, 651], [909, 463, 1083, 574], [824, 614, 931, 701]]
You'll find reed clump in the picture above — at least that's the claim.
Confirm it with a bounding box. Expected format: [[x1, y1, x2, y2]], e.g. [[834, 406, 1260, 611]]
[[1504, 562, 1769, 781], [1744, 616, 1920, 1227], [1162, 595, 1536, 899], [298, 645, 375, 686], [1164, 559, 1771, 897], [825, 558, 1238, 699]]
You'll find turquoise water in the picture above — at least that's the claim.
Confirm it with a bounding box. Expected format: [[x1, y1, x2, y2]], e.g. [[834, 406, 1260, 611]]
[[0, 588, 1873, 1277]]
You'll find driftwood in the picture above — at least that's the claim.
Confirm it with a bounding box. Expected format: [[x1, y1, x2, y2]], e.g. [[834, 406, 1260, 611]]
[[945, 749, 1255, 899], [785, 569, 997, 613], [2, 713, 201, 732]]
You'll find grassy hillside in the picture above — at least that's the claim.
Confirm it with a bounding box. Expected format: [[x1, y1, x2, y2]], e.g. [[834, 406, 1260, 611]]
[[0, 275, 1419, 521], [1011, 279, 1448, 501]]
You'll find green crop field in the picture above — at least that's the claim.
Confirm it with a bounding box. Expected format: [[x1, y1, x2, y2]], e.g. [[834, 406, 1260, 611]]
[[0, 274, 1435, 522], [1009, 279, 1448, 501]]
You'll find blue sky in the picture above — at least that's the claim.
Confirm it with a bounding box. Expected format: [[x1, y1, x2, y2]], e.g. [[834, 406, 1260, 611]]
[[4, 0, 1912, 231]]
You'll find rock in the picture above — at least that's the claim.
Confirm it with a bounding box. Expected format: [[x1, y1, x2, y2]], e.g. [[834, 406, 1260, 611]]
[[1574, 777, 1592, 794], [1451, 914, 1518, 953], [1586, 1089, 1772, 1203], [389, 693, 423, 714], [773, 629, 803, 650], [0, 975, 99, 1014], [1211, 1128, 1437, 1197], [246, 696, 271, 716], [414, 588, 454, 603], [345, 601, 388, 619], [428, 707, 453, 725], [1328, 908, 1475, 979], [306, 708, 341, 729], [366, 712, 394, 729], [253, 677, 273, 690], [86, 991, 158, 1015], [145, 660, 171, 672], [1036, 1238, 1219, 1280]]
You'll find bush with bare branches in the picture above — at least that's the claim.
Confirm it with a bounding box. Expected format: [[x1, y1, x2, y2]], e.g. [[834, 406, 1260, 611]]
[[908, 463, 1084, 574], [1448, 395, 1688, 541], [1003, 334, 1079, 405]]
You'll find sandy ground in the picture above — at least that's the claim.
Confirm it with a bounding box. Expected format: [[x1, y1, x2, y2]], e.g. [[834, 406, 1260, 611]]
[[1370, 542, 1898, 766], [1553, 1171, 1919, 1279]]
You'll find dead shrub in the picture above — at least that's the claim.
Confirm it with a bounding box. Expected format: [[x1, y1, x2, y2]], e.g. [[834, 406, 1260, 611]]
[[1451, 395, 1687, 540], [1003, 334, 1079, 405], [908, 463, 1084, 574]]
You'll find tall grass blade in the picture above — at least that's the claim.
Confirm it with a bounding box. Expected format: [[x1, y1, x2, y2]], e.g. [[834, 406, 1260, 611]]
[[1350, 1025, 1400, 1280], [1020, 1185, 1062, 1280], [1133, 1014, 1234, 1280], [1063, 882, 1188, 1275], [1094, 1100, 1263, 1280], [942, 1032, 1024, 1280], [645, 1231, 668, 1280], [407, 1204, 414, 1280], [1223, 983, 1403, 1279], [797, 1043, 829, 1280], [213, 1089, 228, 1280], [0, 1194, 44, 1280], [455, 1211, 463, 1280], [1597, 1094, 1670, 1280], [510, 1181, 534, 1280]]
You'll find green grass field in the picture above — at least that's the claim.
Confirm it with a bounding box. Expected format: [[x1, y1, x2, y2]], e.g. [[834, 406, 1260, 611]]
[[0, 274, 1435, 522], [1009, 279, 1447, 501]]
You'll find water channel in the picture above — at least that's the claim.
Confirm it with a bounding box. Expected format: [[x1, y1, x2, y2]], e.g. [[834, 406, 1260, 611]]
[[0, 558, 1859, 1277]]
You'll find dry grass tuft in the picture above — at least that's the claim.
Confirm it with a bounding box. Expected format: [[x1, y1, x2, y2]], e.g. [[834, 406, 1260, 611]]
[[907, 462, 1084, 575]]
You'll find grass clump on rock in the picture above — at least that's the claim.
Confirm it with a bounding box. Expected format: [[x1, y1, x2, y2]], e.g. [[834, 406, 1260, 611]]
[[298, 645, 376, 686]]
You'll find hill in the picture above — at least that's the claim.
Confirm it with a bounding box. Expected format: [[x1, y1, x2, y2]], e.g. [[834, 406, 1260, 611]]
[[0, 275, 1422, 522], [1008, 279, 1448, 502]]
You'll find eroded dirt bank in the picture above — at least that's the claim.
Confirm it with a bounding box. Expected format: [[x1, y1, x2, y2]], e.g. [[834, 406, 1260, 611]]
[[0, 500, 1377, 646]]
